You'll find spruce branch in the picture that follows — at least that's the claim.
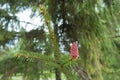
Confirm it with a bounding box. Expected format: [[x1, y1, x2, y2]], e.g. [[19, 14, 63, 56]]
[[39, 5, 60, 64], [39, 5, 62, 80], [16, 53, 56, 64]]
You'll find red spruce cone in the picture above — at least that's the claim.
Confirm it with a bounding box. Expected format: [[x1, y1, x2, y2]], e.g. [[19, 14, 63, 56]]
[[70, 42, 79, 60]]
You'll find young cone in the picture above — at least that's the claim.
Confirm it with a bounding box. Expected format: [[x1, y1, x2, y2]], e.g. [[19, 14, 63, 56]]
[[61, 42, 79, 66], [70, 42, 79, 60]]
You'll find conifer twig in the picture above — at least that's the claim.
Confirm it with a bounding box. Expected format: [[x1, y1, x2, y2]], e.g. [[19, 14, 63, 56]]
[[16, 53, 56, 63], [39, 5, 60, 64]]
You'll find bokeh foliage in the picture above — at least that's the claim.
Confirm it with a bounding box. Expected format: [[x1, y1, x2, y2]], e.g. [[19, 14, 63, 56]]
[[0, 0, 120, 80]]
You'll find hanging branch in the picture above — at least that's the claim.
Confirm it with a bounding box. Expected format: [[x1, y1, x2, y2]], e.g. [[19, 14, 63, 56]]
[[111, 35, 120, 38], [102, 67, 120, 74], [1, 67, 17, 80]]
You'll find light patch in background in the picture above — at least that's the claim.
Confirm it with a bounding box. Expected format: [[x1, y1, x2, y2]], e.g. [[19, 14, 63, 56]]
[[16, 8, 43, 32]]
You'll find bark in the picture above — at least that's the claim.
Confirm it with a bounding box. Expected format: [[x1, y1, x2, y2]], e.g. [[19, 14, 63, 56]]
[[55, 68, 61, 80]]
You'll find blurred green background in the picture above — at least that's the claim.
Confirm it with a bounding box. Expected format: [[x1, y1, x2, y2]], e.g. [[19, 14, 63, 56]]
[[0, 0, 120, 80]]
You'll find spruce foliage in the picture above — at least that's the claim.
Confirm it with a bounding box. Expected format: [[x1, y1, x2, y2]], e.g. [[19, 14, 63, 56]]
[[0, 0, 120, 80]]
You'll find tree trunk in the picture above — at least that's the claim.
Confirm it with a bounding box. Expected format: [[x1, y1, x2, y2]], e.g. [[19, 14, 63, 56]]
[[55, 68, 61, 80]]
